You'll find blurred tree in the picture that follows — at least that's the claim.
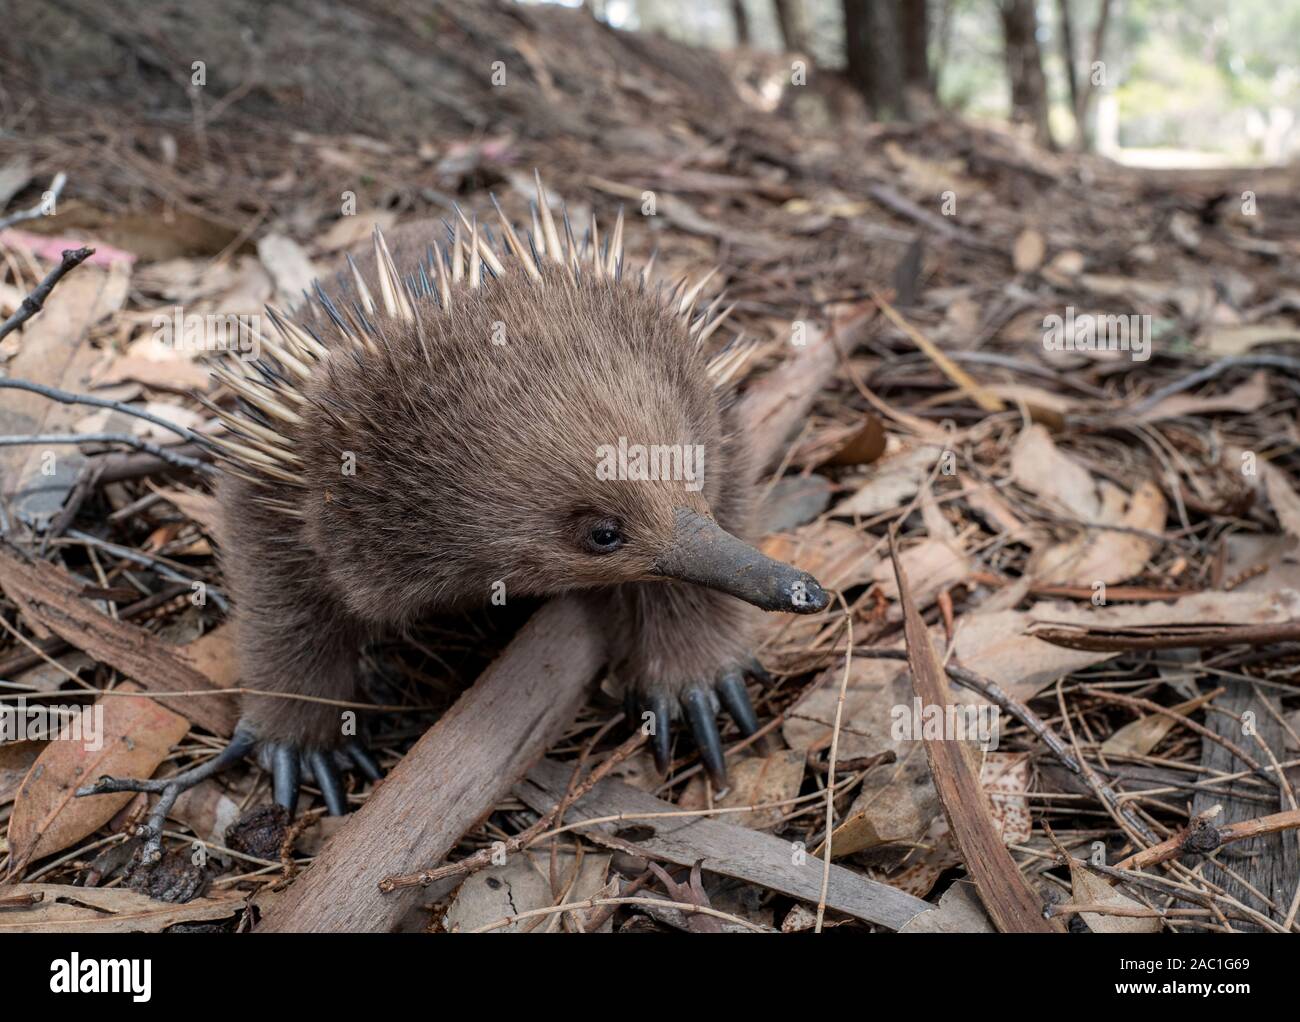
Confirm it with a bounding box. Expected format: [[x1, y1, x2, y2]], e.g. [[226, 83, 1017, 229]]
[[1057, 0, 1113, 149], [1057, 0, 1080, 117], [900, 0, 934, 98], [773, 0, 808, 52], [732, 0, 751, 44], [998, 0, 1054, 146], [843, 0, 909, 119]]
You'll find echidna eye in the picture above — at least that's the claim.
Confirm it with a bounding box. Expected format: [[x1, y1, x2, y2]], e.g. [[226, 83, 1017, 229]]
[[586, 520, 624, 553]]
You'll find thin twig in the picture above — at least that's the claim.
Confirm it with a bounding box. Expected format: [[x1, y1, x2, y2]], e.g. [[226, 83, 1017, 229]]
[[0, 379, 212, 447], [815, 591, 853, 933], [0, 433, 215, 475], [0, 244, 92, 340], [1115, 807, 1300, 873], [0, 171, 66, 232], [468, 895, 773, 933]]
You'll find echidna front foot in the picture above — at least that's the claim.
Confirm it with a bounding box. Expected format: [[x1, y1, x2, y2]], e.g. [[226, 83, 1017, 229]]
[[627, 657, 770, 792]]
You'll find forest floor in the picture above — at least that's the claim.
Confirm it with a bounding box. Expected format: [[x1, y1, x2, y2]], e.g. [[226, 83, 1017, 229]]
[[1, 0, 1299, 933]]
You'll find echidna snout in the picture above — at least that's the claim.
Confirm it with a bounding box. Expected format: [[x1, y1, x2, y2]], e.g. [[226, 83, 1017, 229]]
[[653, 508, 830, 613]]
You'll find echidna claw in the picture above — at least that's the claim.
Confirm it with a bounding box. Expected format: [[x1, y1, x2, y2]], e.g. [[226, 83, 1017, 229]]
[[345, 740, 383, 782], [629, 660, 768, 792], [271, 743, 300, 812], [716, 668, 760, 736], [308, 750, 347, 816], [682, 687, 726, 789]]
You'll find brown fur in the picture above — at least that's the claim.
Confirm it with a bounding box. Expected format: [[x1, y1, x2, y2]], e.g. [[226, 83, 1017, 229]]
[[217, 220, 758, 751]]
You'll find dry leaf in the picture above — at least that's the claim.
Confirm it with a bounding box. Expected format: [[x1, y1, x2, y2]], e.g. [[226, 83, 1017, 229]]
[[958, 589, 1300, 701], [1029, 479, 1166, 585], [871, 537, 969, 602], [782, 654, 911, 760], [92, 336, 212, 391], [7, 684, 190, 870], [177, 624, 240, 689], [443, 850, 610, 933], [1198, 323, 1300, 357], [316, 210, 398, 252], [1067, 862, 1161, 934], [0, 741, 42, 806], [982, 751, 1031, 843], [899, 879, 996, 933], [153, 485, 222, 535], [761, 520, 879, 592], [831, 444, 941, 517], [257, 233, 319, 308], [1012, 229, 1046, 273], [0, 261, 130, 524], [1010, 424, 1099, 519], [821, 413, 886, 466], [1262, 462, 1300, 544], [1138, 371, 1269, 421], [1100, 692, 1214, 757], [0, 883, 243, 933], [679, 749, 805, 828], [832, 746, 941, 855]]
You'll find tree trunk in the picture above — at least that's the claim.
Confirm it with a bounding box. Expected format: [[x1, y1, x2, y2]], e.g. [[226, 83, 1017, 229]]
[[899, 0, 932, 96], [1071, 0, 1113, 150], [1056, 0, 1080, 120], [843, 0, 909, 120], [773, 0, 807, 53], [731, 0, 751, 46], [998, 0, 1054, 148]]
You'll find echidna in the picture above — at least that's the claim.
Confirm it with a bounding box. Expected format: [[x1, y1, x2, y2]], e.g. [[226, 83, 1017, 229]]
[[79, 174, 828, 844]]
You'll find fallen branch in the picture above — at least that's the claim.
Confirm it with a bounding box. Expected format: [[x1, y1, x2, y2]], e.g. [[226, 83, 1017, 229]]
[[1126, 354, 1300, 416], [1046, 902, 1182, 919], [889, 532, 1062, 933], [866, 183, 1003, 256], [1033, 620, 1300, 652], [0, 582, 189, 676], [515, 758, 929, 929]]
